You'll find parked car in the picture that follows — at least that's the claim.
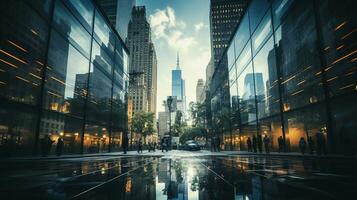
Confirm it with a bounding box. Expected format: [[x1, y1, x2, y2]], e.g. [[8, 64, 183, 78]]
[[183, 140, 201, 151]]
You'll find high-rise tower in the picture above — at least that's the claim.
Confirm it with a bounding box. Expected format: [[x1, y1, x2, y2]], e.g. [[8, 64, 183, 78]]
[[172, 53, 186, 115], [127, 6, 157, 116]]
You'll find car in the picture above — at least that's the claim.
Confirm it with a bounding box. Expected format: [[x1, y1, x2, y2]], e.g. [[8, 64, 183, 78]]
[[183, 140, 201, 151]]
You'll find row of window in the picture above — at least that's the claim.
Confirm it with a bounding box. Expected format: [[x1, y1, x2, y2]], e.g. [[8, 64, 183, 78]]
[[0, 0, 129, 156], [213, 0, 357, 153]]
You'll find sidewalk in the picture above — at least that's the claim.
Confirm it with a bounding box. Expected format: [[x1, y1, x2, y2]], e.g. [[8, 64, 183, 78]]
[[203, 150, 357, 160]]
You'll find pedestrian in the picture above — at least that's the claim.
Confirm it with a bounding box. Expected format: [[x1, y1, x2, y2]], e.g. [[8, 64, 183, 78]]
[[41, 134, 54, 157], [307, 136, 314, 154], [257, 134, 263, 153], [299, 137, 306, 154], [137, 138, 143, 153], [246, 137, 252, 152], [165, 137, 169, 152], [216, 136, 221, 152], [263, 135, 270, 154], [56, 137, 64, 156], [252, 135, 257, 153], [122, 135, 129, 154], [161, 137, 165, 152], [278, 136, 284, 153], [316, 131, 326, 155], [211, 137, 216, 152]]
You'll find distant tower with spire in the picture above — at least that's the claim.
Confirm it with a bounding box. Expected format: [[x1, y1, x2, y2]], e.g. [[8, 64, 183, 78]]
[[171, 52, 186, 116]]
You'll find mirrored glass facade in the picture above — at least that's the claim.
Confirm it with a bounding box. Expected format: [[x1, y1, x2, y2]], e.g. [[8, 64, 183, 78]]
[[219, 0, 357, 154], [0, 0, 129, 157]]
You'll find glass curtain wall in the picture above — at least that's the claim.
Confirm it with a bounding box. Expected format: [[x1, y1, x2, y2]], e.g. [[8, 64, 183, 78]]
[[0, 0, 129, 157], [225, 0, 357, 154]]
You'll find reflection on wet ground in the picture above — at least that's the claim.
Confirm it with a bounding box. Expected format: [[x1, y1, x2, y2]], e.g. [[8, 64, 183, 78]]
[[0, 151, 356, 200]]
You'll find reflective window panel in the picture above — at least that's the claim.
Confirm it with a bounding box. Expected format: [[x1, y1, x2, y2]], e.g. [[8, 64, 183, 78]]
[[84, 124, 110, 153], [44, 30, 90, 118]]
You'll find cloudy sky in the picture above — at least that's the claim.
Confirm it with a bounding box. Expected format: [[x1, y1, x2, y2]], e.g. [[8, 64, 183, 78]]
[[136, 0, 211, 115]]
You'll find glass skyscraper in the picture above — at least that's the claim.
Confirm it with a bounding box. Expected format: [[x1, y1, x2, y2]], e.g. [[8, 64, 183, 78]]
[[211, 0, 357, 154], [0, 0, 129, 157], [172, 54, 186, 112]]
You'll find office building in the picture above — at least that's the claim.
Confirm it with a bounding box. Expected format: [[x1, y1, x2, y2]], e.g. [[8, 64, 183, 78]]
[[172, 54, 186, 115], [209, 0, 249, 77], [0, 0, 129, 157], [97, 0, 136, 40], [196, 79, 205, 103], [213, 0, 357, 154], [127, 6, 157, 116]]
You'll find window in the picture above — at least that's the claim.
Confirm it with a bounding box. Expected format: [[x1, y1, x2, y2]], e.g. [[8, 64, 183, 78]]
[[253, 37, 280, 119], [44, 30, 90, 118], [53, 0, 91, 57]]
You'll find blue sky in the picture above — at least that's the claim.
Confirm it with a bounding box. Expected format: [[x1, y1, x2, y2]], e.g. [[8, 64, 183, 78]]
[[136, 0, 211, 114]]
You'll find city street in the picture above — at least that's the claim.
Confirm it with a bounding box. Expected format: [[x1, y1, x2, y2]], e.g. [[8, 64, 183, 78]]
[[1, 150, 356, 200]]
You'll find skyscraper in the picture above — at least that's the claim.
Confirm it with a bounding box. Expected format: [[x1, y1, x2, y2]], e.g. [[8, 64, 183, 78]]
[[127, 6, 157, 116], [97, 0, 136, 41], [172, 54, 186, 114], [196, 79, 205, 103], [209, 0, 249, 75]]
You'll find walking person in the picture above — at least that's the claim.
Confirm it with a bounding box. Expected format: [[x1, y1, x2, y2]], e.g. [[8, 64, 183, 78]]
[[316, 131, 326, 155], [56, 137, 64, 156], [137, 138, 143, 153], [211, 137, 216, 152], [246, 137, 252, 152], [278, 136, 284, 153], [41, 134, 54, 157], [299, 137, 306, 155], [122, 135, 129, 154], [216, 136, 221, 152], [252, 135, 257, 153], [165, 137, 169, 152], [307, 136, 314, 154], [257, 134, 263, 153], [263, 135, 270, 154], [161, 137, 165, 152]]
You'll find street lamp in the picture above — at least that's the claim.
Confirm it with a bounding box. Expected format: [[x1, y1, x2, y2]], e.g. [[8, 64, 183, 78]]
[[167, 96, 173, 149]]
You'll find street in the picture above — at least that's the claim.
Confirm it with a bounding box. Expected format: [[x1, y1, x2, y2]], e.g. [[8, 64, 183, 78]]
[[1, 150, 356, 200]]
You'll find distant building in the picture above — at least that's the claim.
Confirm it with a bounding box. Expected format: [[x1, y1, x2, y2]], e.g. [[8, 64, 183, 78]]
[[97, 0, 136, 40], [171, 54, 187, 117], [196, 79, 205, 103]]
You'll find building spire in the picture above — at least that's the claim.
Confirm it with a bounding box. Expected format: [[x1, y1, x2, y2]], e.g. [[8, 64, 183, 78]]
[[176, 52, 180, 69]]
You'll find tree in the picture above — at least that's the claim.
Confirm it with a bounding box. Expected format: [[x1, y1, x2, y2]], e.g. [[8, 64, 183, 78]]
[[172, 110, 184, 137], [189, 102, 206, 128], [131, 111, 155, 144]]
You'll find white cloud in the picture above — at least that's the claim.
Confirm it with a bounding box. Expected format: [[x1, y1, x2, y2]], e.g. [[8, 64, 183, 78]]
[[194, 22, 207, 31], [149, 6, 195, 52]]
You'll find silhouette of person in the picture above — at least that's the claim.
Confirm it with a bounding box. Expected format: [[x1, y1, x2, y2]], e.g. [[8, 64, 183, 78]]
[[278, 136, 284, 153], [257, 134, 263, 153], [41, 134, 54, 157], [122, 135, 129, 154], [263, 135, 270, 154], [252, 135, 257, 153], [246, 137, 252, 152], [56, 137, 64, 156], [307, 136, 314, 154], [299, 137, 306, 154]]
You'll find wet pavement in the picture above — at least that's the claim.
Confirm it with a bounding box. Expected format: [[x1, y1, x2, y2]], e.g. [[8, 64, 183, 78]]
[[0, 150, 356, 200]]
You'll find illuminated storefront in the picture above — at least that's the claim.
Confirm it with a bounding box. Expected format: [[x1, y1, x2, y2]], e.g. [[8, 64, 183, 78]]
[[0, 0, 129, 156], [211, 0, 357, 154]]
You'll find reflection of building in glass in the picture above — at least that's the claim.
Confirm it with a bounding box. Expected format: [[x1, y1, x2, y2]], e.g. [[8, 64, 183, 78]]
[[209, 0, 357, 154], [0, 0, 129, 157], [97, 0, 136, 41]]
